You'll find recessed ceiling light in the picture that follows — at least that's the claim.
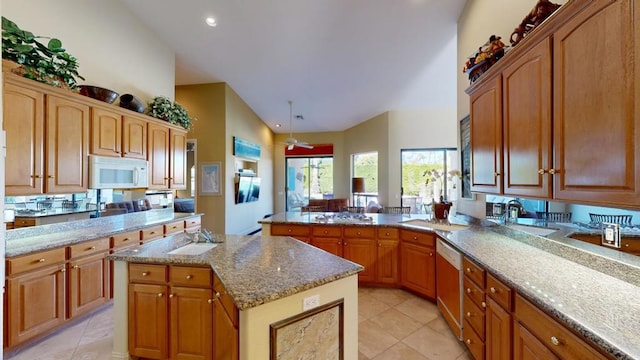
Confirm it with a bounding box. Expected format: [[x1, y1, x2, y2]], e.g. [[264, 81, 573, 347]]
[[205, 17, 217, 27], [275, 124, 282, 128]]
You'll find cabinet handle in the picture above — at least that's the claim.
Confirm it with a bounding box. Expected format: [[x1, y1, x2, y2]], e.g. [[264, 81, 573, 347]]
[[466, 288, 471, 294], [550, 336, 560, 346], [490, 287, 497, 294], [158, 293, 164, 297], [32, 174, 42, 178], [72, 265, 79, 269], [548, 169, 557, 175], [169, 294, 174, 298], [466, 267, 472, 273], [481, 302, 486, 308], [48, 175, 55, 179], [208, 298, 214, 304], [538, 169, 546, 175], [164, 177, 170, 180], [142, 272, 149, 276], [123, 238, 129, 241], [494, 172, 500, 177], [215, 291, 221, 298], [466, 339, 472, 345], [88, 246, 96, 250], [60, 268, 66, 273], [466, 312, 472, 317], [150, 231, 156, 235], [186, 275, 193, 280], [38, 258, 46, 263]]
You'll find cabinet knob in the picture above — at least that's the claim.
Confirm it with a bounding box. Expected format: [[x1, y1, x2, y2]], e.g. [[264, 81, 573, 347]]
[[215, 291, 221, 298], [466, 312, 472, 317], [494, 172, 500, 177], [288, 229, 292, 233], [466, 339, 472, 345], [482, 302, 486, 308], [208, 298, 214, 304], [186, 275, 193, 280], [60, 268, 66, 273], [624, 243, 630, 247], [466, 267, 472, 273], [344, 242, 348, 246], [466, 288, 472, 294], [429, 252, 434, 256], [337, 241, 341, 245], [169, 294, 174, 298], [323, 230, 328, 234], [490, 287, 497, 294], [150, 231, 156, 235], [550, 336, 560, 346], [538, 169, 546, 175], [48, 175, 55, 179], [157, 293, 164, 297], [356, 231, 361, 235], [38, 258, 46, 263], [123, 238, 129, 241], [548, 169, 557, 175], [89, 246, 96, 250], [32, 174, 42, 178], [413, 236, 418, 240], [164, 177, 170, 180], [385, 232, 390, 236], [142, 272, 149, 276], [72, 265, 79, 269]]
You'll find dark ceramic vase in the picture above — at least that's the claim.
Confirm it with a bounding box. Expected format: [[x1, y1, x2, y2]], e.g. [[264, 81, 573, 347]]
[[119, 94, 146, 113]]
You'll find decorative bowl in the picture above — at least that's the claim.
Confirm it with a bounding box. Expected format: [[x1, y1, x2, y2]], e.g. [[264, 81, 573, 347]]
[[78, 85, 119, 104]]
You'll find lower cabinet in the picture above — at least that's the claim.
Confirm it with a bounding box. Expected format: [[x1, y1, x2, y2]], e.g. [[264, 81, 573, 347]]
[[68, 252, 109, 318], [128, 263, 236, 360], [514, 321, 559, 360], [311, 237, 343, 256], [343, 238, 377, 283], [485, 297, 512, 360], [376, 239, 399, 284], [399, 241, 435, 298]]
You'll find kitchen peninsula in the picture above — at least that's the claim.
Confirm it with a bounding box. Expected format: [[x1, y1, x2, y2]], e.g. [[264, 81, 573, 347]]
[[108, 233, 362, 360], [261, 212, 640, 359]]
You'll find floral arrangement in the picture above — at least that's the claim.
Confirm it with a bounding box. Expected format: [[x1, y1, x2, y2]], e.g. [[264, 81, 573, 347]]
[[147, 96, 195, 130]]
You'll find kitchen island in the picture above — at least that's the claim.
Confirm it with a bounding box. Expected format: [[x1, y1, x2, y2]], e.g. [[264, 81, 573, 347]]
[[261, 212, 640, 359], [107, 233, 363, 360]]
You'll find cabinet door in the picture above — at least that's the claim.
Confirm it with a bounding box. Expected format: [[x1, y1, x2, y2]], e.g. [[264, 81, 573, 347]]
[[514, 322, 559, 360], [7, 264, 66, 346], [311, 237, 343, 257], [486, 298, 512, 360], [90, 107, 122, 157], [122, 115, 147, 159], [553, 0, 640, 206], [502, 38, 552, 198], [376, 239, 399, 284], [400, 242, 435, 297], [214, 299, 239, 360], [343, 238, 376, 283], [170, 129, 187, 189], [148, 123, 170, 189], [470, 75, 503, 194], [69, 253, 109, 318], [170, 287, 213, 360], [128, 283, 169, 359], [4, 82, 45, 195], [46, 95, 89, 193]]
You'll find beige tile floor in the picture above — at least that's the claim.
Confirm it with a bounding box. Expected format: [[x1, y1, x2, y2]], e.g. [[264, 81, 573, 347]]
[[5, 288, 470, 360]]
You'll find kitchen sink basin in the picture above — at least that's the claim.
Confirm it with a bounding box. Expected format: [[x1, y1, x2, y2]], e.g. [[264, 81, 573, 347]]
[[400, 219, 469, 232], [167, 243, 218, 255]]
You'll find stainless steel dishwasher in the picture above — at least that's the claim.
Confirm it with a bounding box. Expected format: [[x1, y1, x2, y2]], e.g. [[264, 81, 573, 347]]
[[436, 238, 463, 340]]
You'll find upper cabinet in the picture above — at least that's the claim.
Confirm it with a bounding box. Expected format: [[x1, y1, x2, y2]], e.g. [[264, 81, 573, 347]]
[[4, 78, 89, 195], [466, 0, 640, 208], [90, 108, 147, 160], [148, 123, 187, 190]]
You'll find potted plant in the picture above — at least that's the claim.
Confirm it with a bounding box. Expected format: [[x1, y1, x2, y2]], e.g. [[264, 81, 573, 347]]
[[147, 96, 195, 130], [1, 17, 84, 90]]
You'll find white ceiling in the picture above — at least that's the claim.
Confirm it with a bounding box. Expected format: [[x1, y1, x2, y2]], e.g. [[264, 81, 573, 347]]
[[119, 0, 466, 134]]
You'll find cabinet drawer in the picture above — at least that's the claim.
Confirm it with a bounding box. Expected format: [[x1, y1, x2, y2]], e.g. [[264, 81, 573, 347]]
[[464, 293, 486, 340], [214, 275, 238, 328], [170, 266, 212, 287], [463, 257, 486, 287], [185, 216, 201, 229], [312, 226, 342, 237], [515, 294, 605, 360], [129, 263, 167, 284], [141, 225, 163, 241], [621, 238, 640, 254], [377, 227, 399, 240], [69, 238, 109, 259], [14, 218, 35, 228], [111, 230, 140, 249], [486, 273, 513, 311], [7, 247, 66, 275], [271, 224, 310, 237], [400, 229, 435, 247], [164, 220, 184, 235], [464, 318, 486, 360], [464, 276, 486, 312], [343, 226, 375, 238]]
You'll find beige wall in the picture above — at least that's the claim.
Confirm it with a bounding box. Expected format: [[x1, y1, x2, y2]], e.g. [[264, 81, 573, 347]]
[[455, 0, 568, 218], [3, 0, 175, 101]]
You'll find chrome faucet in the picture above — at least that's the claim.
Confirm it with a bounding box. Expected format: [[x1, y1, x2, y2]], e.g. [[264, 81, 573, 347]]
[[186, 228, 215, 243]]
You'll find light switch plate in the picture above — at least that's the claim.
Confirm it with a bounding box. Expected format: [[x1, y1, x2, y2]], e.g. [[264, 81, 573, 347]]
[[601, 222, 620, 248], [302, 294, 320, 311]]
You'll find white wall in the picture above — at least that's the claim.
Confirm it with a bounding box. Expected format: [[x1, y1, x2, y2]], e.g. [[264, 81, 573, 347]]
[[3, 0, 175, 101]]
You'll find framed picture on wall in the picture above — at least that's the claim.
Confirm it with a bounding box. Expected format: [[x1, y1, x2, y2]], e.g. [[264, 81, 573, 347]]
[[200, 162, 221, 196]]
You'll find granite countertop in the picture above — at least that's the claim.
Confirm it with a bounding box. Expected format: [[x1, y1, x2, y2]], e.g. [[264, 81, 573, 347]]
[[263, 211, 640, 359], [107, 234, 364, 311], [12, 208, 96, 218], [6, 209, 201, 257]]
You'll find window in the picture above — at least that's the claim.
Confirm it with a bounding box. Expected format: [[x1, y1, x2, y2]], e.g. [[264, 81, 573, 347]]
[[401, 148, 458, 213], [352, 152, 378, 207], [285, 156, 334, 211]]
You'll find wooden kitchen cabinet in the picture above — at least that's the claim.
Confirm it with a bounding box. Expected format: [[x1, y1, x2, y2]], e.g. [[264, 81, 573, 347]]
[[469, 75, 503, 194], [485, 297, 512, 360], [3, 81, 45, 196], [377, 239, 399, 284], [502, 37, 553, 198], [270, 224, 311, 243], [68, 252, 109, 318], [213, 273, 239, 359], [514, 321, 559, 360], [343, 237, 377, 283], [128, 282, 169, 359], [90, 107, 147, 160], [170, 286, 213, 360], [311, 225, 343, 256], [400, 241, 435, 298], [552, 0, 640, 207], [6, 247, 67, 347], [148, 123, 187, 190]]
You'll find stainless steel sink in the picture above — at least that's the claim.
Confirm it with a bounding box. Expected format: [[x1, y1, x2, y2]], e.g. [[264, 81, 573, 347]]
[[167, 243, 218, 255]]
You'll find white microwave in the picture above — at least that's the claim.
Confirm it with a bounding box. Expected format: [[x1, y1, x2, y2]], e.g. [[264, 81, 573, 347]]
[[89, 155, 149, 189]]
